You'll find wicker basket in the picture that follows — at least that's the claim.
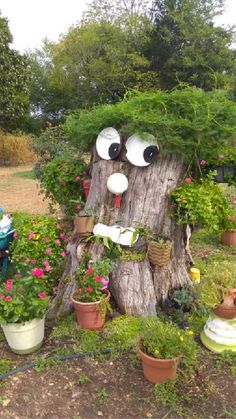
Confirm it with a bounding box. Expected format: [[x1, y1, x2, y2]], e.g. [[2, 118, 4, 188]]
[[148, 240, 172, 267]]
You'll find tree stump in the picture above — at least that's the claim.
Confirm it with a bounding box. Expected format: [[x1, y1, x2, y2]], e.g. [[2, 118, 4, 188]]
[[49, 153, 191, 318]]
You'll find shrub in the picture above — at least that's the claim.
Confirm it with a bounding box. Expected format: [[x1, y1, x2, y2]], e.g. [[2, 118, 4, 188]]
[[10, 212, 67, 290], [170, 172, 230, 231], [38, 154, 86, 215], [0, 131, 36, 166]]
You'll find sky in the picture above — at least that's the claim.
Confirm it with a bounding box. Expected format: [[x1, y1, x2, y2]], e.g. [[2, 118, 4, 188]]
[[0, 0, 235, 53]]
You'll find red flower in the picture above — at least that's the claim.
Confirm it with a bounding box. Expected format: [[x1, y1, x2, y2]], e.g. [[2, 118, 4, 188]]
[[5, 281, 13, 290], [86, 287, 93, 292], [31, 268, 44, 278], [185, 177, 192, 184], [94, 276, 102, 282], [5, 296, 12, 302], [87, 267, 94, 274], [38, 292, 46, 299]]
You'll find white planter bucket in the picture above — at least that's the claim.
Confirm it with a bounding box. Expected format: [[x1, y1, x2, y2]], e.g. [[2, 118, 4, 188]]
[[1, 317, 45, 354]]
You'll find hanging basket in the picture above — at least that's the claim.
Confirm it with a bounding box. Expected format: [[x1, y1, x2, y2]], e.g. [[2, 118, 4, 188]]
[[148, 240, 172, 267]]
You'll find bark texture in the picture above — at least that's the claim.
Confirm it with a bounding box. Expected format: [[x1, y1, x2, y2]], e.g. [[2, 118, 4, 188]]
[[49, 153, 191, 318]]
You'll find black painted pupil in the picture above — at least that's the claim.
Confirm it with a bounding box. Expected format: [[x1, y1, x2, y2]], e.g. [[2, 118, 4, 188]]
[[143, 146, 159, 163], [109, 142, 120, 159]]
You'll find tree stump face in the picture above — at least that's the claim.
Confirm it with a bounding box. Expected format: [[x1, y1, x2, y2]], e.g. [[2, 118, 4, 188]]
[[51, 132, 191, 317]]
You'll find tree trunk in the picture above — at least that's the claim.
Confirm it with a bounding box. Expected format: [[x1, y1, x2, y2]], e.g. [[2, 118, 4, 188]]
[[49, 153, 192, 318]]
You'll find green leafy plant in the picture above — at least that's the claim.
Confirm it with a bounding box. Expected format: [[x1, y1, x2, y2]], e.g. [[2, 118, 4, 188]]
[[0, 271, 49, 324], [0, 359, 13, 375], [37, 154, 86, 215], [78, 374, 90, 384], [138, 317, 198, 371], [170, 172, 230, 231], [64, 89, 236, 166], [221, 188, 236, 231], [11, 212, 67, 287], [74, 256, 113, 303], [215, 350, 236, 377], [206, 140, 236, 167], [198, 261, 236, 308]]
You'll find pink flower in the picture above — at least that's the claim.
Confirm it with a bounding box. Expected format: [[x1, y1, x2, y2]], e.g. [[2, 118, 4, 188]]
[[75, 176, 81, 182], [199, 160, 206, 166], [54, 239, 61, 245], [0, 293, 3, 299], [5, 279, 13, 290], [87, 267, 94, 274], [31, 259, 36, 264], [44, 237, 50, 243], [15, 274, 22, 278], [185, 177, 192, 184], [86, 287, 93, 292], [13, 231, 18, 238], [25, 258, 30, 264], [38, 292, 46, 299], [60, 252, 66, 257], [45, 265, 51, 272], [94, 276, 102, 282], [101, 278, 109, 290], [60, 233, 65, 240], [5, 296, 12, 302], [76, 204, 81, 211], [31, 268, 44, 278], [45, 248, 52, 255], [28, 232, 34, 240], [42, 261, 49, 266], [230, 196, 236, 206]]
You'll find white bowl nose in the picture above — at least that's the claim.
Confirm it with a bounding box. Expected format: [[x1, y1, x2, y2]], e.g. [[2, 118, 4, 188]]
[[107, 173, 128, 195]]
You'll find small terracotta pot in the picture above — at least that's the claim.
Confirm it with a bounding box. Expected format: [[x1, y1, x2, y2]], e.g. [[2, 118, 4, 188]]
[[74, 215, 94, 236], [138, 348, 181, 384], [221, 231, 236, 247], [213, 290, 236, 320], [71, 291, 110, 330]]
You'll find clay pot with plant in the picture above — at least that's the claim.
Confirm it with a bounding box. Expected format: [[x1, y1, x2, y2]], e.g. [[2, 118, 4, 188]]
[[73, 208, 96, 236], [198, 261, 236, 319], [138, 316, 197, 384], [220, 191, 236, 246], [71, 256, 113, 330]]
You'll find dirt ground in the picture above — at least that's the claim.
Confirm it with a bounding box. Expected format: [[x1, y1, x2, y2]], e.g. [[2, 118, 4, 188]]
[[0, 322, 236, 419], [0, 166, 50, 215], [0, 167, 236, 418]]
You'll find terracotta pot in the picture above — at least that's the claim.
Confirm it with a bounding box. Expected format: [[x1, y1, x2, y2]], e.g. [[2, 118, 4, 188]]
[[71, 291, 110, 330], [138, 348, 181, 384], [83, 179, 91, 200], [74, 215, 94, 236], [221, 231, 236, 247], [213, 290, 236, 320]]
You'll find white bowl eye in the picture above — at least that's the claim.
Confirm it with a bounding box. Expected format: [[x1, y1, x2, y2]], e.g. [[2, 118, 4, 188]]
[[125, 134, 159, 167], [96, 127, 121, 160]]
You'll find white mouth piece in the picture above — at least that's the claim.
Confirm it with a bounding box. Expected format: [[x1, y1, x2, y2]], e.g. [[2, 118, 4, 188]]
[[93, 223, 139, 246]]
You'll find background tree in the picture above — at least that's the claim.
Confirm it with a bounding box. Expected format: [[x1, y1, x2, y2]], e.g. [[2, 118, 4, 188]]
[[29, 20, 157, 125], [0, 12, 31, 131], [146, 0, 236, 89]]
